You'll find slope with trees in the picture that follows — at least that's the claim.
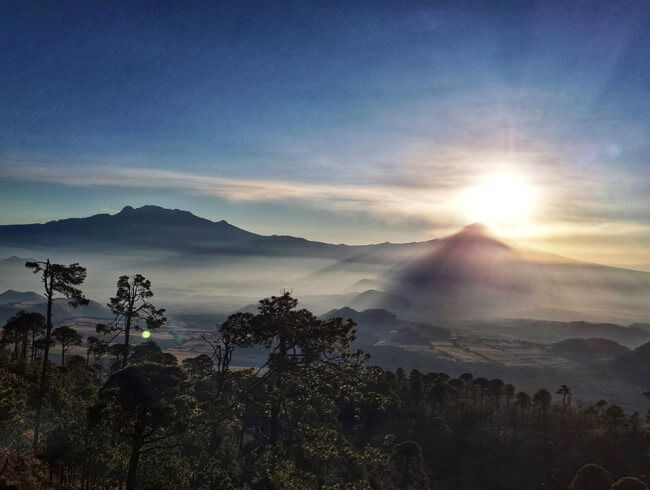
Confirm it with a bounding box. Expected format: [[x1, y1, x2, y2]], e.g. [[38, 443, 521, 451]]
[[1, 273, 650, 488]]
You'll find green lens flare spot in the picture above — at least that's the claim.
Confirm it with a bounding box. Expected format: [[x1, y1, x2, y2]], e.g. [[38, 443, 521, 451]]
[[142, 330, 151, 339]]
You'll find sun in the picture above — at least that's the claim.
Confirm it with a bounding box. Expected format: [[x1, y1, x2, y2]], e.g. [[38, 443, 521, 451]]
[[461, 172, 537, 231]]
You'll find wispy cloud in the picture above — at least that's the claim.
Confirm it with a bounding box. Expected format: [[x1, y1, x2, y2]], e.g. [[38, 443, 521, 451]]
[[2, 157, 646, 229], [2, 156, 649, 269], [1, 163, 459, 227]]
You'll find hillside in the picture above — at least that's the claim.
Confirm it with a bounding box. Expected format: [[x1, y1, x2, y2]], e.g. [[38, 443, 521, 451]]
[[0, 288, 111, 324], [457, 319, 650, 348], [615, 342, 650, 385], [0, 205, 378, 259], [552, 338, 630, 360], [322, 306, 449, 347], [385, 225, 650, 323]]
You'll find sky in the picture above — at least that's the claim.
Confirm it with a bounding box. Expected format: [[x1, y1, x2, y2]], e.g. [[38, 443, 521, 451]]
[[1, 0, 650, 269]]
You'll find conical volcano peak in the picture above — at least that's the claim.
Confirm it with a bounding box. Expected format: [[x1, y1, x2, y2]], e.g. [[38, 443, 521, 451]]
[[440, 222, 512, 253], [458, 222, 492, 236]]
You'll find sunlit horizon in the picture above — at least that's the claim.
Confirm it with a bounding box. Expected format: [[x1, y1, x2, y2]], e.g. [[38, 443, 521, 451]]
[[1, 1, 649, 270]]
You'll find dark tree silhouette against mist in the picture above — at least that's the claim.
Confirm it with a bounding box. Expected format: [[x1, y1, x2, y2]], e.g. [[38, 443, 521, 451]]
[[1, 312, 46, 362], [201, 311, 255, 391], [515, 391, 531, 426], [248, 292, 357, 445], [28, 313, 47, 363], [182, 353, 213, 380], [53, 326, 82, 367], [25, 259, 88, 449], [91, 363, 191, 490], [533, 388, 552, 427], [85, 335, 107, 369], [1, 314, 23, 361], [557, 384, 572, 412], [97, 274, 166, 368], [129, 340, 177, 365]]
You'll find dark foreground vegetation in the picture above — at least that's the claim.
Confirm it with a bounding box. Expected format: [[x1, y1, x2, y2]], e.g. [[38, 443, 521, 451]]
[[1, 261, 650, 489]]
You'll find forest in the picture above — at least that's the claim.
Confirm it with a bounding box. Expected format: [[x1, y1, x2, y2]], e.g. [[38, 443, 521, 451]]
[[1, 260, 650, 490]]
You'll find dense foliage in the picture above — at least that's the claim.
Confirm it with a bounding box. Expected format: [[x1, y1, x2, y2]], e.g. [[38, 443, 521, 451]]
[[1, 268, 649, 488]]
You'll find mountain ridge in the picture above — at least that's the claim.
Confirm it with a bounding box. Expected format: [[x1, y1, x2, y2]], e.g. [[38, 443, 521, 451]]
[[0, 204, 645, 274], [0, 205, 425, 258], [2, 205, 650, 324]]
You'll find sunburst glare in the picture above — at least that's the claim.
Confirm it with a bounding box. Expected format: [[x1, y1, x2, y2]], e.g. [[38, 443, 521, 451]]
[[460, 171, 538, 234]]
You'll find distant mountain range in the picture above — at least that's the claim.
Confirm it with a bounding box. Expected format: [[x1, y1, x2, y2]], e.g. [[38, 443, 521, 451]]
[[0, 205, 411, 258], [615, 342, 650, 384], [552, 338, 630, 361], [0, 289, 111, 324], [463, 318, 650, 347], [1, 205, 650, 324]]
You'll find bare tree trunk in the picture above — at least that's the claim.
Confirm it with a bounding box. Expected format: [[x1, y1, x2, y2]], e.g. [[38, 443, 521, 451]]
[[269, 336, 287, 445], [126, 411, 145, 490], [33, 271, 52, 450], [126, 435, 143, 490], [31, 331, 36, 363], [21, 334, 28, 361], [122, 307, 133, 369]]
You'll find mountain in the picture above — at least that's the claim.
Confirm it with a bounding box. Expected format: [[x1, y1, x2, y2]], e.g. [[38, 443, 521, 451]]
[[385, 224, 650, 323], [395, 224, 525, 295], [615, 342, 650, 385], [52, 298, 112, 320], [0, 205, 253, 251], [0, 289, 111, 324], [347, 278, 389, 292], [322, 306, 399, 326], [0, 255, 37, 276], [322, 306, 449, 347], [347, 290, 412, 313], [2, 205, 650, 324], [552, 338, 630, 361], [0, 255, 36, 267], [0, 289, 45, 305], [387, 224, 530, 318], [458, 319, 650, 348], [0, 205, 368, 258]]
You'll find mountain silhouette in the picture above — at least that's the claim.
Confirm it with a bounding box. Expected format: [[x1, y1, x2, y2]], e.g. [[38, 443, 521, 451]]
[[0, 205, 373, 258], [385, 224, 533, 318], [384, 224, 650, 322], [395, 223, 525, 296], [615, 341, 650, 385], [0, 289, 45, 305], [0, 205, 259, 252], [0, 288, 111, 324], [552, 337, 630, 361], [2, 206, 650, 324]]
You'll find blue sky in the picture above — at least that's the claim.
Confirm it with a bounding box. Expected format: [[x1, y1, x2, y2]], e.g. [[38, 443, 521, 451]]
[[1, 1, 650, 268]]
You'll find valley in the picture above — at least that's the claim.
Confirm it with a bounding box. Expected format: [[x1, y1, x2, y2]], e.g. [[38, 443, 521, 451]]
[[2, 205, 650, 412]]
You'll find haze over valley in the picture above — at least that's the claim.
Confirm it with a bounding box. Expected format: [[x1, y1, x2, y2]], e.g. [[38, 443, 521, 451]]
[[3, 205, 650, 410], [3, 205, 650, 324]]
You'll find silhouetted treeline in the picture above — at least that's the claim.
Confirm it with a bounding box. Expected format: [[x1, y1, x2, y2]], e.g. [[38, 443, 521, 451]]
[[1, 260, 649, 489]]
